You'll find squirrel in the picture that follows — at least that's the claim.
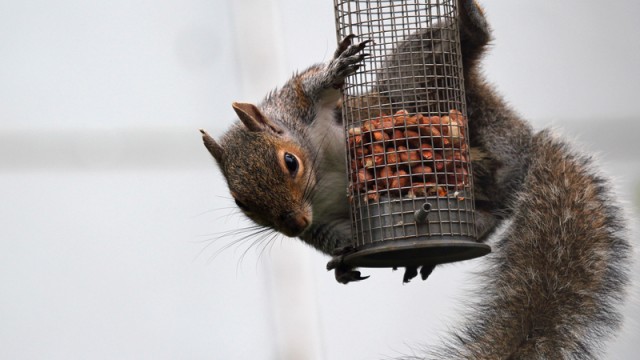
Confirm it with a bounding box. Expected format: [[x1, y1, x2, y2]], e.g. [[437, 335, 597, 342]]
[[200, 0, 631, 358]]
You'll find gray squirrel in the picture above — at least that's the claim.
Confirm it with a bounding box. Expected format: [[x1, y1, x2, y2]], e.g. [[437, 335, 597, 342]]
[[200, 0, 631, 358]]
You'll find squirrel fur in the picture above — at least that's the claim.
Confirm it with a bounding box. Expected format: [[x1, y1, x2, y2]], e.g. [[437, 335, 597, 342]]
[[201, 1, 631, 358]]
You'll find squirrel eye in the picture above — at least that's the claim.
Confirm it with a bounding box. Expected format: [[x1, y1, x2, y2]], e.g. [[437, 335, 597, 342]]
[[283, 152, 299, 177]]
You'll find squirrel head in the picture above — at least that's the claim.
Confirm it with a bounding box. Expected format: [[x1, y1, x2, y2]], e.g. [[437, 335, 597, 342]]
[[201, 102, 314, 237]]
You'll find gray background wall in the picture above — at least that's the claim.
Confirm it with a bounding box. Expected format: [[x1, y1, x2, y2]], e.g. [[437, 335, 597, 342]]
[[1, 1, 639, 359]]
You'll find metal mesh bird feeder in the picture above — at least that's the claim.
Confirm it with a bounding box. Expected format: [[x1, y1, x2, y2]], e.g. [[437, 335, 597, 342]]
[[334, 0, 490, 268]]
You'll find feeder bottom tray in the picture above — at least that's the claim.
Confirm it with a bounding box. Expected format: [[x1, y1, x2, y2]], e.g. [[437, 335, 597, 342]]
[[342, 237, 490, 268]]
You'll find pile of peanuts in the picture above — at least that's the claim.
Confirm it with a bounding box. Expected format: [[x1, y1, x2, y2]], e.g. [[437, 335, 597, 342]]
[[348, 109, 470, 202]]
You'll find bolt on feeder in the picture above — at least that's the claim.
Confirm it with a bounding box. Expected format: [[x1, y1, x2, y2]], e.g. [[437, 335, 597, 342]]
[[334, 0, 490, 268]]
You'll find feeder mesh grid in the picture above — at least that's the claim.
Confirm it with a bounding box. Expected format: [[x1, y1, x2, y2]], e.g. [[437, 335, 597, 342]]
[[334, 0, 478, 248]]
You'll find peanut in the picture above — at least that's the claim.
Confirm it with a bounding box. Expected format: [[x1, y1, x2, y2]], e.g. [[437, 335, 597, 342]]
[[348, 108, 470, 199], [371, 129, 389, 142], [377, 166, 393, 189], [363, 154, 385, 168], [370, 144, 385, 155], [419, 143, 434, 160], [389, 169, 409, 189], [408, 181, 437, 197], [355, 168, 375, 185], [390, 129, 404, 140], [385, 149, 400, 165], [353, 146, 368, 158], [365, 189, 380, 203], [398, 149, 421, 164]]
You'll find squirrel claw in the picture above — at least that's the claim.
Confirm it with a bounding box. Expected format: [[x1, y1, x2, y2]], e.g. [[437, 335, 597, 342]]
[[327, 246, 368, 284], [403, 266, 419, 283], [328, 36, 370, 88], [401, 265, 436, 283], [420, 264, 436, 280], [335, 36, 373, 57], [335, 269, 369, 284], [335, 34, 357, 57]]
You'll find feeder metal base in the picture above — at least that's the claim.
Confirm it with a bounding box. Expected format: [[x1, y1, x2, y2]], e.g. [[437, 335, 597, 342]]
[[343, 237, 490, 268]]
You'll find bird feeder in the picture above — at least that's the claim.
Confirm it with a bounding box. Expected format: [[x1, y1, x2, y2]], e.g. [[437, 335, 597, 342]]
[[335, 0, 490, 268]]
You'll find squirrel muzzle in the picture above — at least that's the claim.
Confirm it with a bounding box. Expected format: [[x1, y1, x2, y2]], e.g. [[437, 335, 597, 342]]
[[278, 211, 311, 237]]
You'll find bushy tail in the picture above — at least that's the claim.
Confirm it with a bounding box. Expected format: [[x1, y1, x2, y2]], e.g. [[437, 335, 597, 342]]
[[426, 130, 631, 359]]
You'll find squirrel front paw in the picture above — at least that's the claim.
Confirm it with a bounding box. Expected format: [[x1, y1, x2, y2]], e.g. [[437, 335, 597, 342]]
[[326, 246, 370, 284], [326, 35, 371, 89]]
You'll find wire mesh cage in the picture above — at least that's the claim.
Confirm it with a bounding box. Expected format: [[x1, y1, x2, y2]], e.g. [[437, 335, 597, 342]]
[[334, 0, 490, 268]]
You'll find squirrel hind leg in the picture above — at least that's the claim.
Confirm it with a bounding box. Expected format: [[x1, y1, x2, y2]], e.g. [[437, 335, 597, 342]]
[[460, 0, 489, 33], [458, 0, 492, 66], [475, 207, 500, 242], [401, 265, 436, 283]]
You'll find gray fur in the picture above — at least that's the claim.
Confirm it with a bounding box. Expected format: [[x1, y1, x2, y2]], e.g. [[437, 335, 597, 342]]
[[392, 1, 631, 358], [202, 36, 363, 251], [202, 0, 632, 357]]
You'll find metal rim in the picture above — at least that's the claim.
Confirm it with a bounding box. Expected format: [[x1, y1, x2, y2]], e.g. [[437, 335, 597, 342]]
[[343, 238, 490, 268]]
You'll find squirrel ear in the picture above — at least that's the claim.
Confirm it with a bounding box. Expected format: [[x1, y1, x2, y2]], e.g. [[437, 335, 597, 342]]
[[200, 129, 224, 164], [231, 102, 283, 134]]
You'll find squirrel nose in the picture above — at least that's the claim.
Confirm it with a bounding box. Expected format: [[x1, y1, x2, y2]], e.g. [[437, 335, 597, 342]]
[[280, 211, 311, 236]]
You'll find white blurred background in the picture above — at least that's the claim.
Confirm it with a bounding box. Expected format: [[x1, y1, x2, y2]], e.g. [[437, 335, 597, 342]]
[[1, 0, 639, 359]]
